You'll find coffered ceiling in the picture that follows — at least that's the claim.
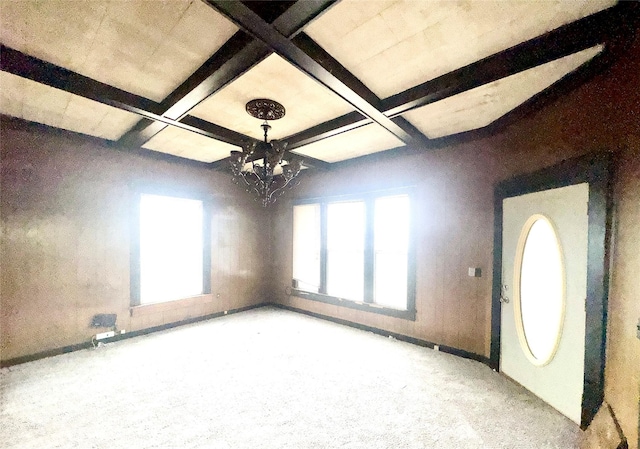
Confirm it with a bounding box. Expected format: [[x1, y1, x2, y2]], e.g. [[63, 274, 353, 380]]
[[1, 0, 638, 169]]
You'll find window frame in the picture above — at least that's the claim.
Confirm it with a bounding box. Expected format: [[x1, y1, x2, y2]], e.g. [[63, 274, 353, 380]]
[[291, 188, 416, 320], [130, 187, 211, 307]]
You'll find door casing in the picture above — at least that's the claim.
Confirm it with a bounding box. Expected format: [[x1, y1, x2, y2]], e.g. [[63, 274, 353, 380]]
[[490, 152, 612, 429]]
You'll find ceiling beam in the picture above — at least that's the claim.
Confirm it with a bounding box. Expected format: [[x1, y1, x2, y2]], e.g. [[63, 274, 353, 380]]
[[291, 32, 381, 110], [286, 111, 370, 150], [329, 4, 640, 170], [284, 2, 636, 150], [118, 32, 268, 148], [425, 3, 640, 151], [286, 152, 332, 170], [1, 41, 334, 170], [119, 0, 339, 148], [381, 1, 638, 118], [0, 44, 163, 116], [288, 32, 428, 147], [205, 0, 427, 147], [0, 45, 251, 146]]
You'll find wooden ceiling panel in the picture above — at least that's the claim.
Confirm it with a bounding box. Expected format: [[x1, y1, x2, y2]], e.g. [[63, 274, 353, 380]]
[[190, 54, 354, 141], [403, 46, 603, 139], [305, 0, 616, 98], [0, 0, 238, 102], [142, 126, 240, 163], [0, 71, 140, 141], [293, 124, 404, 163]]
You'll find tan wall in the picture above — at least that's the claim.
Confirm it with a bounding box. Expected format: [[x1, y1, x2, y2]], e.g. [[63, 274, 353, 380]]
[[607, 145, 640, 448], [0, 119, 269, 362], [270, 35, 640, 445]]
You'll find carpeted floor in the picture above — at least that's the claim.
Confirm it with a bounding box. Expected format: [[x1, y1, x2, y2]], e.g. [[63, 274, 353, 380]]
[[0, 307, 582, 448]]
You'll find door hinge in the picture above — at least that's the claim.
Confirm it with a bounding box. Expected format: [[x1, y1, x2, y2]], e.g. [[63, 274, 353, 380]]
[[500, 284, 510, 304]]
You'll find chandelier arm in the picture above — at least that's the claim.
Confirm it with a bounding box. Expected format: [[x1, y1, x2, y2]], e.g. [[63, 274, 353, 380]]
[[266, 173, 294, 202], [245, 178, 262, 198], [236, 172, 263, 199], [237, 173, 252, 187]]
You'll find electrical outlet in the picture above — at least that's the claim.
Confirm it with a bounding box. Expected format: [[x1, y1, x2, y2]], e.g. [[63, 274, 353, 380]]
[[468, 267, 481, 277], [95, 331, 115, 340]]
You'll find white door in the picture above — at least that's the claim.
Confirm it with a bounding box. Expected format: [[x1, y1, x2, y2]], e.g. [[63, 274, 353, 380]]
[[500, 183, 589, 424]]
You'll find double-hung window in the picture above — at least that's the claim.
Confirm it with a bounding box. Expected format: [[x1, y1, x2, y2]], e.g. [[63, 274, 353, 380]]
[[292, 203, 321, 292], [292, 190, 415, 319], [326, 200, 366, 301], [132, 192, 211, 306], [373, 195, 410, 309]]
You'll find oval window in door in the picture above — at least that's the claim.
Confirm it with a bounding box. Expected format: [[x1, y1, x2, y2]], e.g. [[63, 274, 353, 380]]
[[514, 214, 565, 366]]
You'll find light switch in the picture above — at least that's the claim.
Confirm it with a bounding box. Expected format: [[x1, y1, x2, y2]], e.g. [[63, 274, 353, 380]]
[[468, 267, 481, 277]]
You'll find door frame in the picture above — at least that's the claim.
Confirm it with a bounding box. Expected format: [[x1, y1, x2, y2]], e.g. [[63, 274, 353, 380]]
[[489, 152, 612, 429]]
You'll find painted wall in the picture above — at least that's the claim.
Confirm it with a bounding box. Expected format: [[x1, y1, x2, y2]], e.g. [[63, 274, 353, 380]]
[[0, 119, 269, 363], [269, 34, 640, 446]]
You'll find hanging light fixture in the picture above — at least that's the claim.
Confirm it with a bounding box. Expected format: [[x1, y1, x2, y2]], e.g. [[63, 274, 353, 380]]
[[230, 99, 302, 207]]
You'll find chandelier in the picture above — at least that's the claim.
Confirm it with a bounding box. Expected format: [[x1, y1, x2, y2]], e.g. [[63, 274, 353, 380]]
[[230, 99, 302, 207]]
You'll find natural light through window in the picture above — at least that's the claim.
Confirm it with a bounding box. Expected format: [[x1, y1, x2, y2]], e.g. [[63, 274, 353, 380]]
[[327, 201, 365, 301], [517, 215, 565, 364], [291, 191, 413, 316], [139, 194, 204, 304], [374, 195, 409, 309], [293, 204, 321, 292]]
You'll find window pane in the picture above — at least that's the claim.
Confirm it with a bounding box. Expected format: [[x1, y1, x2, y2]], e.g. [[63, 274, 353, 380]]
[[518, 216, 564, 364], [374, 195, 409, 309], [140, 194, 203, 304], [292, 204, 321, 291], [327, 201, 365, 301]]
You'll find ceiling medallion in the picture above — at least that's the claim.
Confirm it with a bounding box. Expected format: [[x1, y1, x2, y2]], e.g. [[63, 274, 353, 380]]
[[230, 99, 301, 207], [245, 99, 286, 121]]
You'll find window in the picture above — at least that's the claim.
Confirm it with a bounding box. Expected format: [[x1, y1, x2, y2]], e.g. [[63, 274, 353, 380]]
[[374, 195, 410, 309], [515, 215, 565, 366], [133, 193, 210, 305], [292, 203, 321, 292], [327, 201, 365, 301], [292, 191, 415, 319]]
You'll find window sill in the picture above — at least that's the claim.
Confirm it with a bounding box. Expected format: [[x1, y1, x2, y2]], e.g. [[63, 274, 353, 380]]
[[130, 294, 213, 317], [289, 289, 416, 321]]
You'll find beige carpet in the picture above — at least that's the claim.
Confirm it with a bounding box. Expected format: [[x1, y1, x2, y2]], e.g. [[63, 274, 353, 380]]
[[0, 307, 582, 448]]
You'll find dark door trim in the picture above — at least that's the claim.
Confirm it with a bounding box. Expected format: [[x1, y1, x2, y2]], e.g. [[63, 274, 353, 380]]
[[490, 152, 612, 429]]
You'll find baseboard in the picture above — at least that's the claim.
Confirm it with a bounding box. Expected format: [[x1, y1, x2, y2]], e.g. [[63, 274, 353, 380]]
[[3, 302, 491, 369], [1, 341, 96, 368], [608, 402, 629, 449], [269, 302, 491, 366], [0, 303, 267, 368]]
